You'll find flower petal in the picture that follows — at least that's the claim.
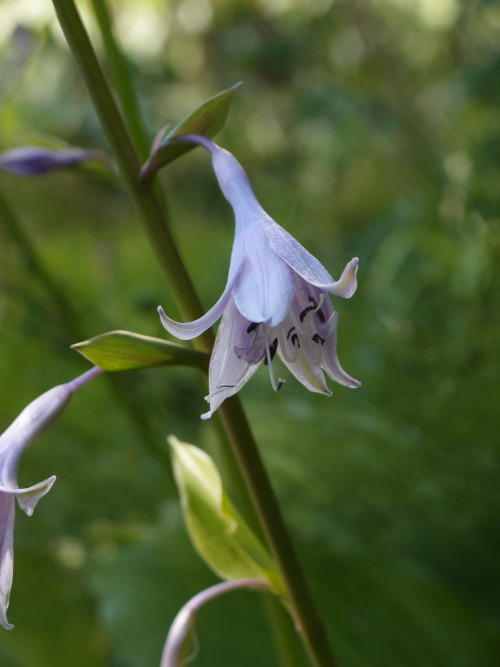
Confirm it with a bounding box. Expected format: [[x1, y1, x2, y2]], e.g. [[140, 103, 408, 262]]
[[278, 350, 332, 395], [232, 222, 295, 326], [211, 148, 297, 326], [262, 216, 359, 297], [0, 475, 56, 630], [321, 332, 361, 388], [13, 476, 57, 516], [202, 300, 261, 418], [158, 279, 235, 341], [0, 493, 15, 629], [321, 257, 359, 298], [211, 148, 260, 211], [0, 385, 73, 474]]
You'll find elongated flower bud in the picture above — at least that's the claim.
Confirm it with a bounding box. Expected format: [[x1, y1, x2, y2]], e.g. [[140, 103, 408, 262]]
[[0, 146, 100, 175]]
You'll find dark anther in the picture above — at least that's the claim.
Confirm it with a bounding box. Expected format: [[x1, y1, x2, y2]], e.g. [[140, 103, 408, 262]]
[[316, 308, 326, 324], [247, 322, 259, 333], [299, 305, 315, 322], [276, 380, 284, 391], [312, 333, 325, 345], [287, 327, 300, 347], [264, 338, 279, 365]]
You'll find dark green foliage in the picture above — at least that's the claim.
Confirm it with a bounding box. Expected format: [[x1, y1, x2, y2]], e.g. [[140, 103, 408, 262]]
[[0, 1, 498, 664]]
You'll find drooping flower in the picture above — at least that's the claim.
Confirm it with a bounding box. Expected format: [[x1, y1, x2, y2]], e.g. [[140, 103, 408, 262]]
[[0, 146, 100, 175], [0, 367, 102, 629], [158, 135, 360, 419]]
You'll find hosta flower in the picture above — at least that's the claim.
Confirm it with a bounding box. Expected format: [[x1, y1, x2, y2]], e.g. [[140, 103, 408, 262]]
[[0, 368, 102, 629], [158, 136, 360, 419]]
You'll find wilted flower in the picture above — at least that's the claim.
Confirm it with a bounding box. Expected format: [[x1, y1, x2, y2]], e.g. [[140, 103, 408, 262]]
[[0, 146, 100, 175], [0, 367, 102, 629], [158, 135, 360, 419]]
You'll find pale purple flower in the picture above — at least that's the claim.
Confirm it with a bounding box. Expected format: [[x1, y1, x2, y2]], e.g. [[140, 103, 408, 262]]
[[0, 146, 99, 175], [158, 136, 360, 419], [0, 367, 102, 629]]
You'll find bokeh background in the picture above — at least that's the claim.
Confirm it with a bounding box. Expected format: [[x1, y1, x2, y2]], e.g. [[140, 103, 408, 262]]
[[0, 0, 498, 665]]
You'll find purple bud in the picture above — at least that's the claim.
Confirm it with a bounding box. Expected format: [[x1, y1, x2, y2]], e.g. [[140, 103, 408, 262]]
[[0, 146, 98, 175]]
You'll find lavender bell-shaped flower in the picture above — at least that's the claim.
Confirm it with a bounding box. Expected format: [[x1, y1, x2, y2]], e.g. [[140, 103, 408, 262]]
[[0, 368, 102, 629], [158, 136, 360, 419]]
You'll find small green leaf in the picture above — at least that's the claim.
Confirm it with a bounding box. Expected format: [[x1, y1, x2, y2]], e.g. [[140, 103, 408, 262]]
[[71, 330, 208, 372], [169, 437, 284, 595], [140, 82, 242, 179]]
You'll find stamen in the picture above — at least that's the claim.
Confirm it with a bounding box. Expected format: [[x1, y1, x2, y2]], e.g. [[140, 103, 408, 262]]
[[312, 294, 326, 322], [306, 333, 325, 366], [277, 327, 300, 364], [247, 322, 259, 333], [263, 338, 278, 365], [312, 333, 325, 345], [299, 294, 326, 323], [286, 325, 301, 348], [299, 304, 315, 322], [206, 383, 236, 400], [264, 336, 285, 392]]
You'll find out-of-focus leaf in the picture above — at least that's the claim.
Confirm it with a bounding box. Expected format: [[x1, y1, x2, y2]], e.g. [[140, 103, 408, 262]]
[[0, 547, 108, 667], [169, 437, 284, 595], [140, 82, 242, 179], [307, 549, 500, 667], [71, 330, 208, 371]]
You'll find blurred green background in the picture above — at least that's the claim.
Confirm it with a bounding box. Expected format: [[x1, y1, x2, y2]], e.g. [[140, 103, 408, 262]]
[[0, 0, 498, 665]]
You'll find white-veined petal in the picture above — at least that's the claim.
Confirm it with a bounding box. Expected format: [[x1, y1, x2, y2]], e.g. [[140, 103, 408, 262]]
[[262, 216, 359, 297], [202, 300, 262, 418], [232, 219, 295, 326]]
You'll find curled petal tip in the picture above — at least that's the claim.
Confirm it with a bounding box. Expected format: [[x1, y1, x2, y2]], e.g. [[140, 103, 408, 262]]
[[328, 257, 359, 298], [16, 475, 57, 516]]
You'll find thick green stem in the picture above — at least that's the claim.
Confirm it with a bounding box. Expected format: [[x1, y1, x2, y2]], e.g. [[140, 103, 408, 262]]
[[220, 398, 336, 667], [90, 0, 150, 160], [50, 2, 337, 665]]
